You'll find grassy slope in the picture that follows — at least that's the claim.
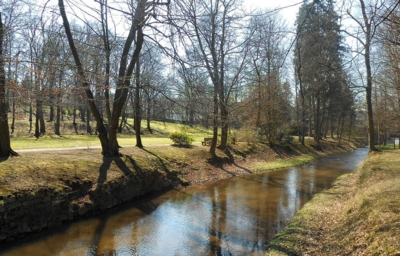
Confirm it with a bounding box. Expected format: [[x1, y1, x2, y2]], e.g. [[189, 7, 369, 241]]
[[266, 149, 400, 256]]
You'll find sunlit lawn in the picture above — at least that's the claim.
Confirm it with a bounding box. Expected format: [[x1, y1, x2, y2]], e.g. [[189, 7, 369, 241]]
[[10, 120, 213, 150]]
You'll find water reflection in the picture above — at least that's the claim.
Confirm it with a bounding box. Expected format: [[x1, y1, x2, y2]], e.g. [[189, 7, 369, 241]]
[[0, 148, 368, 256]]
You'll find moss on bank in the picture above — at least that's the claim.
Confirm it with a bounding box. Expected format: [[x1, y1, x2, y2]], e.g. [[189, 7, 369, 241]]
[[266, 149, 400, 256]]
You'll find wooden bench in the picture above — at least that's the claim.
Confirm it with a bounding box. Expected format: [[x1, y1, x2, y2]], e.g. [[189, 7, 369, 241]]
[[202, 138, 213, 146]]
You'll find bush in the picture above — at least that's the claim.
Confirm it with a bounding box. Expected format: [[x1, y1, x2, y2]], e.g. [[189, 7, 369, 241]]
[[236, 127, 258, 144], [168, 131, 194, 146], [283, 134, 294, 143]]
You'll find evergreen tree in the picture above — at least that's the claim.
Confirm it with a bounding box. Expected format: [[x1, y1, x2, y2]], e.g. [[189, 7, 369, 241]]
[[294, 0, 352, 144]]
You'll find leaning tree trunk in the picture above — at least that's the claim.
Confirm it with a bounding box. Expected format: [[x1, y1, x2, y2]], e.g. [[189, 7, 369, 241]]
[[110, 26, 144, 154], [0, 13, 17, 157], [59, 0, 110, 155]]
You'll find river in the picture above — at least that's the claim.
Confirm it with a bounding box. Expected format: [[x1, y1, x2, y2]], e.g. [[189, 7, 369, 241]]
[[0, 148, 368, 256]]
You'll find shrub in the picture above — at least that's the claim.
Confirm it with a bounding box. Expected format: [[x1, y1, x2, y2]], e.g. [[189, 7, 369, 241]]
[[283, 134, 294, 143], [169, 131, 194, 146], [236, 127, 258, 144], [274, 129, 293, 143]]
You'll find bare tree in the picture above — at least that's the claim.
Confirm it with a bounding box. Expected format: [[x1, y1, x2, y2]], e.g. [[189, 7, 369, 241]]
[[58, 0, 170, 156], [174, 0, 248, 155], [345, 0, 400, 151], [246, 10, 291, 144]]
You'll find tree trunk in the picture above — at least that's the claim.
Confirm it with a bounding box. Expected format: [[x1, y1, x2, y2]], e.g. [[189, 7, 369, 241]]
[[34, 65, 45, 138], [146, 94, 152, 133], [55, 101, 61, 135], [324, 110, 329, 139], [188, 96, 194, 127], [0, 13, 17, 157], [39, 101, 45, 135], [28, 102, 32, 133], [360, 0, 378, 151], [336, 114, 342, 138], [79, 103, 85, 122], [59, 0, 150, 156], [118, 103, 126, 134], [59, 0, 110, 155], [35, 99, 43, 138], [339, 113, 345, 143], [314, 96, 321, 144], [295, 38, 305, 146], [86, 104, 92, 134], [219, 101, 228, 150], [348, 110, 353, 142], [73, 107, 78, 134], [55, 73, 62, 136], [10, 91, 15, 134], [330, 112, 334, 139], [109, 24, 145, 154], [134, 56, 143, 148], [210, 88, 218, 157], [49, 99, 55, 122]]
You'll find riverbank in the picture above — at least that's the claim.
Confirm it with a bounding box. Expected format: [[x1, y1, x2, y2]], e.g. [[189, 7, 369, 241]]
[[266, 148, 400, 255], [0, 137, 354, 244]]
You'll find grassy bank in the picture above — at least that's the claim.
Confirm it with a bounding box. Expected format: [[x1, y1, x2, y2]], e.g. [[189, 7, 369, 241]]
[[266, 149, 400, 255], [0, 137, 354, 198]]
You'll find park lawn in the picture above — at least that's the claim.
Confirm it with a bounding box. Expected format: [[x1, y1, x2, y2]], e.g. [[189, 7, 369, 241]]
[[266, 148, 400, 255], [9, 120, 214, 150], [10, 135, 174, 150]]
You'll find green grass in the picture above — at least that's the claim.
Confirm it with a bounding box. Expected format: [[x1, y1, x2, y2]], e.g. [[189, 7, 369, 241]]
[[252, 155, 314, 171], [10, 136, 201, 150], [10, 120, 213, 150], [377, 142, 399, 150], [10, 135, 100, 149]]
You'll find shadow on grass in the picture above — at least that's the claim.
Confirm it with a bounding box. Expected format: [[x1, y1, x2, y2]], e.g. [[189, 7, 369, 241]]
[[141, 148, 173, 174], [171, 144, 194, 149], [265, 226, 321, 256], [208, 148, 253, 176], [98, 156, 134, 185]]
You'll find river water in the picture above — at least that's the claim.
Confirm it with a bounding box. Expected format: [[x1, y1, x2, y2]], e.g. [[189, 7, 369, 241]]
[[0, 148, 368, 256]]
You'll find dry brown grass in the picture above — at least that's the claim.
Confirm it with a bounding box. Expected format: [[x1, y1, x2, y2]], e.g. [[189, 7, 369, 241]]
[[266, 149, 400, 256]]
